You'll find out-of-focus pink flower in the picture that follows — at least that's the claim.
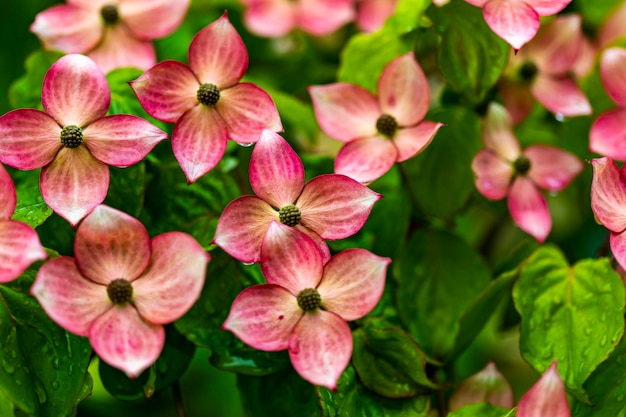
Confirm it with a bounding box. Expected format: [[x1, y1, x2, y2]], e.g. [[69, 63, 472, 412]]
[[355, 0, 398, 33], [30, 0, 189, 73], [498, 15, 592, 124], [223, 222, 389, 389], [240, 0, 354, 38], [471, 103, 583, 242], [449, 362, 514, 411], [464, 0, 571, 51], [433, 0, 451, 6], [517, 361, 570, 417], [0, 54, 167, 226], [130, 13, 282, 183], [0, 164, 47, 283], [309, 52, 443, 184], [599, 0, 626, 48], [214, 130, 380, 264], [31, 205, 209, 377]]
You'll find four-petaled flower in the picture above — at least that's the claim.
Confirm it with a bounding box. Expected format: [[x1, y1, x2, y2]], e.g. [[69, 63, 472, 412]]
[[130, 12, 282, 183], [31, 205, 210, 377], [0, 54, 167, 226], [31, 0, 190, 73], [471, 103, 583, 242], [517, 361, 570, 417], [309, 52, 443, 184], [223, 222, 389, 389]]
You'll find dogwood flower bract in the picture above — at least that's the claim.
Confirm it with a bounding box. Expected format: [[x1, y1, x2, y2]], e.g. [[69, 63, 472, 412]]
[[517, 361, 570, 417]]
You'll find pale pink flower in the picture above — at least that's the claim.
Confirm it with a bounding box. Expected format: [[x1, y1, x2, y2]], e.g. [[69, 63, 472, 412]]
[[0, 54, 167, 226], [309, 52, 443, 183], [517, 361, 570, 417], [130, 13, 282, 183], [214, 129, 380, 265], [449, 362, 514, 411], [223, 222, 389, 389], [471, 103, 583, 242], [599, 0, 626, 48], [31, 205, 209, 377], [464, 0, 571, 50], [31, 0, 189, 73], [355, 0, 398, 33]]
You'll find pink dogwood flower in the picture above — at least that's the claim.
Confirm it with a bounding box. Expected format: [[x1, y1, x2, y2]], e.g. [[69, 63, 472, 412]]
[[517, 361, 570, 417], [471, 103, 583, 242], [214, 129, 380, 264], [0, 54, 167, 226], [130, 13, 282, 183], [309, 52, 443, 184], [223, 222, 389, 389], [355, 0, 398, 33], [31, 0, 189, 74], [448, 362, 514, 411], [464, 0, 571, 51], [31, 205, 209, 377], [0, 164, 47, 283]]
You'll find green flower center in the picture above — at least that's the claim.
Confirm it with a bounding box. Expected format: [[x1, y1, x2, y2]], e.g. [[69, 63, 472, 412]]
[[100, 5, 120, 26], [107, 279, 133, 305], [197, 83, 221, 106], [297, 288, 321, 312], [519, 61, 538, 83], [60, 125, 83, 149], [376, 114, 398, 138], [278, 204, 301, 227], [513, 156, 531, 175]]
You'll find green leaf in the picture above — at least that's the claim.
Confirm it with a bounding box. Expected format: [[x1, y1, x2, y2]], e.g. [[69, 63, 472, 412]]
[[9, 168, 52, 229], [448, 403, 511, 417], [513, 246, 625, 402], [104, 163, 146, 218], [8, 49, 64, 109]]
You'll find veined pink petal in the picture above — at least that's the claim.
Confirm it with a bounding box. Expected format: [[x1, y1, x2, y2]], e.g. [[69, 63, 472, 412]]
[[40, 147, 109, 226], [524, 145, 582, 192], [213, 196, 278, 264], [133, 232, 209, 324], [499, 79, 534, 124], [120, 0, 189, 40], [223, 284, 302, 351], [334, 136, 397, 183], [297, 174, 381, 239], [517, 361, 570, 417], [89, 304, 165, 378], [378, 52, 430, 126], [74, 205, 151, 285], [600, 47, 626, 107], [261, 222, 324, 295], [0, 165, 16, 219], [508, 177, 551, 242], [528, 15, 582, 76], [129, 61, 199, 123], [294, 225, 331, 265], [31, 257, 111, 336], [471, 150, 513, 200], [449, 361, 514, 411], [241, 0, 296, 37], [249, 130, 305, 208], [394, 121, 443, 162], [297, 0, 355, 36], [217, 83, 283, 145], [42, 54, 110, 127], [87, 25, 156, 73], [483, 0, 540, 50], [309, 84, 380, 143], [83, 115, 167, 167], [289, 310, 352, 390], [483, 103, 521, 161], [188, 13, 248, 89], [611, 231, 626, 272], [531, 75, 592, 117], [317, 249, 389, 321], [590, 158, 626, 233], [590, 109, 626, 160], [0, 220, 47, 283], [356, 0, 398, 33], [171, 105, 228, 183]]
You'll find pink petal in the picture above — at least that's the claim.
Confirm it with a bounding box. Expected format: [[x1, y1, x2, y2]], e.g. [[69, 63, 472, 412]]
[[610, 231, 626, 271], [40, 147, 109, 226], [289, 310, 352, 390], [213, 196, 278, 264], [296, 0, 355, 36], [0, 220, 47, 283], [317, 249, 390, 321], [31, 257, 111, 336], [334, 136, 398, 183], [590, 109, 626, 160], [524, 145, 582, 192], [526, 0, 571, 16], [261, 222, 324, 295], [129, 60, 199, 123], [356, 0, 398, 33], [223, 284, 302, 351], [30, 4, 102, 54], [133, 232, 209, 324], [590, 158, 626, 233], [241, 0, 296, 37], [483, 103, 520, 161], [42, 54, 110, 127], [465, 0, 488, 6], [571, 36, 597, 79], [527, 15, 582, 76], [508, 177, 551, 242], [83, 115, 167, 167], [188, 12, 248, 89], [294, 225, 331, 265], [377, 52, 430, 126], [74, 205, 151, 285], [87, 26, 156, 73], [297, 174, 381, 239], [217, 83, 283, 145], [499, 79, 534, 124], [89, 304, 165, 378], [600, 47, 626, 107], [119, 0, 190, 40], [171, 105, 228, 183], [599, 1, 626, 47], [0, 164, 16, 219], [471, 150, 513, 200], [249, 130, 304, 208], [483, 0, 540, 50], [530, 75, 592, 117], [309, 84, 380, 143], [449, 362, 514, 411], [517, 361, 570, 417], [394, 121, 443, 162]]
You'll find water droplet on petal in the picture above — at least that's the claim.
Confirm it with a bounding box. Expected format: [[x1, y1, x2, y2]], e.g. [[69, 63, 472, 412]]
[[236, 142, 254, 147]]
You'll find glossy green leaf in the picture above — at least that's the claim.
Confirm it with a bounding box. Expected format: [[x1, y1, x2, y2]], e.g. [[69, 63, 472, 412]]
[[448, 403, 511, 417], [9, 168, 52, 228], [104, 163, 146, 218], [8, 49, 63, 109]]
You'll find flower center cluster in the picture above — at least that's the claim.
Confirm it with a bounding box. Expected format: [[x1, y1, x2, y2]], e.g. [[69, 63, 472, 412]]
[[100, 5, 120, 26], [60, 125, 84, 149], [197, 83, 221, 106], [278, 204, 301, 227], [297, 288, 321, 312], [107, 278, 134, 305], [519, 61, 538, 83], [376, 114, 398, 138], [513, 156, 531, 175]]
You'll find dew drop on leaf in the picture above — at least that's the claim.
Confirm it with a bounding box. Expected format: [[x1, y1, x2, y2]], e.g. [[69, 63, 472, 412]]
[[2, 359, 15, 374]]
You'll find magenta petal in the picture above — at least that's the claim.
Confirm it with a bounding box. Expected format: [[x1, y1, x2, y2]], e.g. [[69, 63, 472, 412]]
[[289, 310, 352, 390], [334, 136, 398, 183], [590, 109, 626, 160], [471, 150, 513, 200], [508, 177, 551, 242], [297, 0, 354, 36], [31, 257, 110, 336], [517, 361, 570, 417], [526, 0, 571, 16], [223, 284, 302, 351], [394, 121, 443, 162], [88, 26, 156, 73], [242, 1, 295, 37], [600, 47, 626, 107], [0, 220, 47, 283], [528, 15, 582, 75], [524, 145, 582, 192], [89, 305, 165, 378], [531, 75, 592, 117], [30, 4, 102, 54], [483, 0, 539, 50], [317, 249, 390, 321], [483, 103, 521, 161], [120, 0, 189, 40], [0, 164, 16, 219], [590, 158, 626, 233], [42, 54, 110, 127], [133, 232, 209, 324]]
